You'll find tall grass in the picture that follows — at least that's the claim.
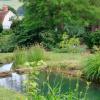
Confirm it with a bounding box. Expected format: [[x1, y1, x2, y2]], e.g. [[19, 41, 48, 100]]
[[14, 45, 45, 68], [14, 47, 27, 67], [28, 45, 45, 62], [84, 52, 100, 83]]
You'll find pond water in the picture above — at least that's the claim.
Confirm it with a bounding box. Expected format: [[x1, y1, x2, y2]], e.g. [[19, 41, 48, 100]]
[[0, 63, 13, 72], [0, 73, 26, 92], [0, 64, 100, 100]]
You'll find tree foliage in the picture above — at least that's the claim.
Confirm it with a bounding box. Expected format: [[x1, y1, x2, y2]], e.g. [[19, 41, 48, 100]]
[[9, 0, 100, 49], [0, 24, 3, 33]]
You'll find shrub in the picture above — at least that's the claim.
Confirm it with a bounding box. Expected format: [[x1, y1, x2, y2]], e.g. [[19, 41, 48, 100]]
[[83, 30, 100, 49], [0, 30, 15, 52], [59, 32, 85, 53], [40, 30, 56, 49], [0, 35, 14, 52], [83, 32, 93, 49], [0, 24, 3, 33], [91, 30, 100, 47], [84, 52, 100, 83]]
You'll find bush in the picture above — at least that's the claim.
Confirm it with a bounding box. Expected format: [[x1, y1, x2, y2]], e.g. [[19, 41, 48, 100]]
[[40, 30, 57, 49], [58, 32, 85, 53], [0, 24, 3, 33], [0, 30, 15, 52], [83, 30, 100, 49], [91, 30, 100, 47], [84, 52, 100, 83]]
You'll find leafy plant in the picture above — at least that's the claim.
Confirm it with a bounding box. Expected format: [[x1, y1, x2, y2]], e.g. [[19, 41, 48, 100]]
[[25, 72, 89, 100], [0, 30, 15, 52], [83, 52, 100, 83], [13, 45, 46, 68], [59, 32, 83, 53], [83, 30, 100, 49]]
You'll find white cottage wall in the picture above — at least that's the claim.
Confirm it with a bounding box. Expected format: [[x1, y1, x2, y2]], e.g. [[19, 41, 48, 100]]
[[2, 11, 16, 29]]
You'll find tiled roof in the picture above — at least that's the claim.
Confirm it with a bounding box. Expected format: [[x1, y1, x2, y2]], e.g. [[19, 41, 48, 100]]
[[0, 11, 8, 23]]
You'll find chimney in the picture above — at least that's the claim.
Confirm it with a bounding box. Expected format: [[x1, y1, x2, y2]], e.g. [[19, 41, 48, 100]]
[[2, 5, 9, 12]]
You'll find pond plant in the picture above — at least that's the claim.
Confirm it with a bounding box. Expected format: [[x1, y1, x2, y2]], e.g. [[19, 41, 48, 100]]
[[84, 52, 100, 83], [25, 71, 90, 100], [13, 45, 46, 68]]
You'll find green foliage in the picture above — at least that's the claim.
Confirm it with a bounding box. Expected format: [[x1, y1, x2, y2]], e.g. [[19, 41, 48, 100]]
[[89, 0, 100, 7], [28, 45, 45, 62], [84, 52, 100, 83], [52, 46, 87, 53], [16, 0, 100, 48], [59, 32, 83, 53], [0, 24, 3, 33], [0, 30, 15, 52], [1, 0, 100, 51], [14, 45, 45, 67], [0, 87, 25, 100], [83, 30, 100, 49], [11, 20, 27, 46], [22, 0, 100, 30], [83, 32, 93, 49], [0, 53, 14, 64], [14, 48, 27, 67], [8, 6, 17, 16], [40, 30, 57, 49], [25, 72, 89, 100], [91, 30, 100, 47]]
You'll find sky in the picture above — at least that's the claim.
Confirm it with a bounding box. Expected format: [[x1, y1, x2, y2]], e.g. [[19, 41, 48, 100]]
[[0, 0, 22, 10]]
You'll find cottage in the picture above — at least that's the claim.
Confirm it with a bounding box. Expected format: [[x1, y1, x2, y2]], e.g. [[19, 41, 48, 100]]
[[0, 5, 16, 29]]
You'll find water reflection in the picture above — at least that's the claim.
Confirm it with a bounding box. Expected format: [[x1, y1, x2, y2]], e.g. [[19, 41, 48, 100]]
[[0, 73, 26, 92], [0, 63, 13, 72]]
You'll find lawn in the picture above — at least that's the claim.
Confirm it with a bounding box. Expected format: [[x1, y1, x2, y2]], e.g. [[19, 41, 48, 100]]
[[45, 52, 90, 69], [0, 52, 90, 69], [0, 87, 25, 100], [0, 53, 13, 64]]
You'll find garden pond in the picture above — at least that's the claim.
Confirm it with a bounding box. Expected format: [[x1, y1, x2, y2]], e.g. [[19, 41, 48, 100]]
[[0, 63, 100, 100]]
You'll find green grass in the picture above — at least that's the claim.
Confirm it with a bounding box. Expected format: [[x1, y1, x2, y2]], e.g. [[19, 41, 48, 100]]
[[0, 87, 25, 100], [14, 48, 27, 68], [0, 51, 91, 69], [45, 52, 90, 69], [0, 53, 13, 64], [28, 45, 45, 62]]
